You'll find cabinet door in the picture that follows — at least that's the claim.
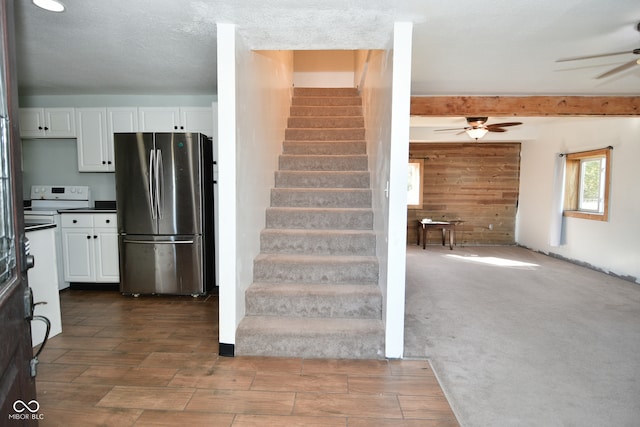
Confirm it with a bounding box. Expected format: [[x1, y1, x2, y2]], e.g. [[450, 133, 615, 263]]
[[62, 228, 94, 282], [180, 107, 213, 136], [19, 108, 46, 138], [107, 107, 138, 170], [95, 229, 120, 282], [138, 107, 180, 132], [76, 108, 109, 172], [44, 108, 76, 138]]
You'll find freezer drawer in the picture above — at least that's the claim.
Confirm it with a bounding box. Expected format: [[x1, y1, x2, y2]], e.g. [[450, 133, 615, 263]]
[[119, 235, 204, 295]]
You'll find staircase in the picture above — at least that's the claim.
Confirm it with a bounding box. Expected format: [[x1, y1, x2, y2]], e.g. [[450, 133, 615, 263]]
[[235, 87, 385, 359]]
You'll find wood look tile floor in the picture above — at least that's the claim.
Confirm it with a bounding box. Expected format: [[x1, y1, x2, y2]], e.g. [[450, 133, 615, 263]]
[[35, 290, 459, 426]]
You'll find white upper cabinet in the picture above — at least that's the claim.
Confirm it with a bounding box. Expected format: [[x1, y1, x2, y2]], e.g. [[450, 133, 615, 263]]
[[139, 107, 213, 136], [19, 107, 76, 138], [76, 107, 139, 172], [138, 107, 180, 132], [76, 108, 109, 172], [108, 107, 138, 135], [180, 107, 214, 136], [107, 107, 139, 168]]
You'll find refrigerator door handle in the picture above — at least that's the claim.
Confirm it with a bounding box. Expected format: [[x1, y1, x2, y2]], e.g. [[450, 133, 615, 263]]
[[122, 239, 195, 245], [148, 149, 156, 219], [155, 148, 163, 219]]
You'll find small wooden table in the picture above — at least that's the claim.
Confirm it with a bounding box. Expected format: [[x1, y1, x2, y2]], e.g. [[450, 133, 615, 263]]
[[417, 220, 455, 250]]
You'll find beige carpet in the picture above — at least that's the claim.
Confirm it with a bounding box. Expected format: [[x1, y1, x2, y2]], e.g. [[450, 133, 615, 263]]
[[404, 244, 640, 427]]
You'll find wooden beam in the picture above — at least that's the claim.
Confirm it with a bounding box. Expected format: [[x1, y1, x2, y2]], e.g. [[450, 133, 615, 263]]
[[410, 96, 640, 116]]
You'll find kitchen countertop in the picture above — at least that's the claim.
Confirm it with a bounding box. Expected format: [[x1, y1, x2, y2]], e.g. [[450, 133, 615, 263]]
[[58, 200, 117, 214], [57, 207, 117, 214]]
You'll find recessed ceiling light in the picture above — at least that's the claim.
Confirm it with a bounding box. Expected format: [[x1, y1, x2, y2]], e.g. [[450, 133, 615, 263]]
[[32, 0, 65, 12]]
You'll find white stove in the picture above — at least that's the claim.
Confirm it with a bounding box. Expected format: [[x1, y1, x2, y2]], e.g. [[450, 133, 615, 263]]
[[25, 185, 92, 290], [29, 185, 92, 213]]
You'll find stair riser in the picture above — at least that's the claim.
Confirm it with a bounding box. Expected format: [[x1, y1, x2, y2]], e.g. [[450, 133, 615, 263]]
[[282, 141, 366, 155], [292, 97, 362, 106], [290, 106, 363, 117], [253, 260, 379, 285], [279, 155, 368, 171], [260, 231, 376, 256], [246, 291, 382, 318], [271, 189, 371, 208], [265, 208, 374, 230], [275, 171, 370, 188], [293, 88, 359, 97], [286, 128, 365, 141], [236, 329, 384, 359], [288, 117, 364, 128]]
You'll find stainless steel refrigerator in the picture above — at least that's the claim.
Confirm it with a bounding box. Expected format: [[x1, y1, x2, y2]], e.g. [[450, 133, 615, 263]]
[[114, 132, 214, 295]]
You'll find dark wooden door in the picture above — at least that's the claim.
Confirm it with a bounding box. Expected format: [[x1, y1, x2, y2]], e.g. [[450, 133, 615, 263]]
[[0, 0, 39, 424]]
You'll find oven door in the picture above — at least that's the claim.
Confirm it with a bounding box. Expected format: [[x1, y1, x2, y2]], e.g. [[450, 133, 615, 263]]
[[24, 212, 55, 225]]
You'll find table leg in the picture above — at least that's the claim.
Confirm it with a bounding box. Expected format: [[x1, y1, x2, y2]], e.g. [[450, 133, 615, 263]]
[[449, 226, 454, 250], [417, 223, 421, 246], [422, 226, 427, 249]]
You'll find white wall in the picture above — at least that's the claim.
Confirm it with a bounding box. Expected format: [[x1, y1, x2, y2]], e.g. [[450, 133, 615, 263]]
[[235, 47, 294, 328], [385, 22, 413, 358], [517, 117, 640, 283], [293, 50, 355, 87], [217, 23, 294, 348], [22, 139, 115, 201], [360, 22, 413, 358], [216, 23, 238, 347]]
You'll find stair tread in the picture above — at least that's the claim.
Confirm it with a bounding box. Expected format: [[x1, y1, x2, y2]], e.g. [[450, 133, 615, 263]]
[[249, 282, 382, 294], [261, 228, 375, 235], [272, 188, 371, 192], [255, 253, 378, 263]]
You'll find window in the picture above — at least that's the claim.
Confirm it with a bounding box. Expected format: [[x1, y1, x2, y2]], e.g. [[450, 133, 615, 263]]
[[563, 147, 611, 221], [407, 159, 423, 209]]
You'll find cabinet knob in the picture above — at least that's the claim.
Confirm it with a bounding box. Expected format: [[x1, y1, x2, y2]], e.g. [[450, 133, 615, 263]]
[[107, 161, 112, 165], [44, 127, 49, 131], [93, 235, 98, 239], [86, 235, 91, 239], [180, 126, 184, 130], [73, 219, 77, 223], [174, 125, 178, 130], [105, 219, 110, 224], [102, 161, 106, 164], [38, 126, 43, 130]]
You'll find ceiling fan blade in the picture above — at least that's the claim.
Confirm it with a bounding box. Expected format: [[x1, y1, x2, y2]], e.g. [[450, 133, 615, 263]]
[[487, 122, 522, 129], [556, 50, 634, 62], [487, 128, 507, 133], [595, 59, 638, 79], [434, 127, 466, 132]]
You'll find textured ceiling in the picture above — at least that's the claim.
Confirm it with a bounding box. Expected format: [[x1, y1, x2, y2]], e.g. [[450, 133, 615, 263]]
[[13, 0, 640, 97]]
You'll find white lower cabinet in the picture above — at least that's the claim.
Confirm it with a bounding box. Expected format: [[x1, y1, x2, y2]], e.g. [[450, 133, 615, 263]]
[[61, 213, 119, 283]]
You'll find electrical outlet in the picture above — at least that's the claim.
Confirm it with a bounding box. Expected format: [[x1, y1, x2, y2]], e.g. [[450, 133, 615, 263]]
[[489, 224, 493, 230]]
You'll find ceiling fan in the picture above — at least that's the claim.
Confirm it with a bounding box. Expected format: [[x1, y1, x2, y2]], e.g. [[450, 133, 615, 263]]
[[434, 117, 523, 140], [555, 22, 640, 79]]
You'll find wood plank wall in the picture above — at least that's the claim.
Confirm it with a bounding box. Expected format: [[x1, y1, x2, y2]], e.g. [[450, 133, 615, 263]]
[[408, 143, 521, 246]]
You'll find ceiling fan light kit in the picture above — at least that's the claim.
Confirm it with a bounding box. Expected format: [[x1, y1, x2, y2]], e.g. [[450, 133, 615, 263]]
[[466, 127, 489, 140], [435, 117, 523, 141]]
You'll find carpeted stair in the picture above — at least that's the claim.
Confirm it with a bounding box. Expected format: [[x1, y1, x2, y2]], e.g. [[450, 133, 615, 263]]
[[236, 87, 384, 359]]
